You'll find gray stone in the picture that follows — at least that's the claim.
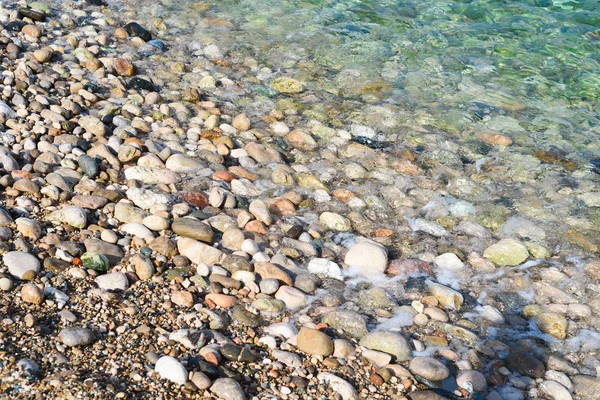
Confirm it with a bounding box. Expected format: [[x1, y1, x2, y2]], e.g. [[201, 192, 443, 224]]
[[210, 378, 246, 400], [409, 357, 450, 381], [3, 251, 40, 279], [172, 218, 215, 243], [95, 272, 129, 291], [59, 328, 95, 347], [322, 310, 368, 339], [360, 331, 411, 361], [572, 375, 600, 400], [84, 239, 124, 266]]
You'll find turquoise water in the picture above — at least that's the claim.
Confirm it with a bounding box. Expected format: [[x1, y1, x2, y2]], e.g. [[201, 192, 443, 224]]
[[138, 0, 600, 166]]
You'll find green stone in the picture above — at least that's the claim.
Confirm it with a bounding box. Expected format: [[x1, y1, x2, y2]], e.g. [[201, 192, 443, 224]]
[[483, 239, 529, 266], [270, 77, 304, 94], [81, 252, 109, 272]]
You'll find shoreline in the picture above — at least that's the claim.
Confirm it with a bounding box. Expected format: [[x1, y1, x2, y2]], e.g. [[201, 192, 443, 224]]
[[0, 1, 599, 400]]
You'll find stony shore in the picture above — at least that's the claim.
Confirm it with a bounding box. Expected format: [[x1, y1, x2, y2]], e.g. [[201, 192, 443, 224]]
[[0, 1, 600, 400]]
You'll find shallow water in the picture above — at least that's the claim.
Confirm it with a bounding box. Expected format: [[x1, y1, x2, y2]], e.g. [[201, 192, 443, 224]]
[[123, 0, 600, 164]]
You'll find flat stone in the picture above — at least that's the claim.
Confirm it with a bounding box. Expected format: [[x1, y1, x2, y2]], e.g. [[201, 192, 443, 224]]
[[426, 281, 464, 310], [317, 373, 358, 400], [59, 328, 95, 347], [252, 298, 284, 313], [322, 310, 368, 339], [4, 251, 40, 279], [254, 262, 293, 286], [572, 375, 600, 400], [232, 305, 264, 327], [319, 212, 351, 231], [297, 327, 333, 356], [270, 77, 304, 94], [165, 154, 204, 173], [274, 285, 308, 309], [124, 166, 179, 184], [272, 350, 302, 368], [121, 222, 154, 241], [506, 348, 546, 378], [177, 238, 225, 266], [126, 187, 172, 210], [484, 238, 529, 266], [206, 293, 237, 308], [210, 378, 246, 400], [84, 239, 124, 266], [534, 312, 568, 339], [308, 258, 342, 280], [171, 291, 194, 307], [172, 218, 215, 243], [360, 331, 411, 362], [114, 202, 149, 223], [409, 357, 450, 381], [150, 237, 178, 257], [72, 195, 108, 210], [48, 206, 87, 228], [155, 356, 188, 385], [95, 272, 129, 291], [539, 380, 572, 400], [433, 253, 464, 270]]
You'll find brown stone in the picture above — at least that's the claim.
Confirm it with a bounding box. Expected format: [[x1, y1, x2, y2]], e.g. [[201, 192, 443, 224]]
[[254, 262, 293, 286], [477, 132, 513, 146], [245, 220, 268, 234], [386, 259, 431, 276], [267, 197, 296, 216], [22, 25, 42, 38], [114, 58, 135, 76], [21, 283, 43, 305], [182, 192, 209, 208], [332, 189, 354, 202], [205, 293, 237, 308], [149, 237, 178, 258], [228, 166, 257, 181], [114, 27, 129, 38], [171, 290, 194, 307], [232, 113, 251, 131], [584, 260, 600, 280], [211, 170, 234, 182]]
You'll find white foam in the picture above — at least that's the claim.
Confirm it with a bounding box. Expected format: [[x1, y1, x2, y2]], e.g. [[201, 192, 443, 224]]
[[375, 311, 414, 331]]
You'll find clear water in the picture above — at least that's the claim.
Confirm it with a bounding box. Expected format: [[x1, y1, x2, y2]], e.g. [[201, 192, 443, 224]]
[[129, 0, 600, 165]]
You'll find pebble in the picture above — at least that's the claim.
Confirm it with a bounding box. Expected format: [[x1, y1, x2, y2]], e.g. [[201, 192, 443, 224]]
[[344, 241, 388, 274], [319, 212, 351, 231], [408, 357, 450, 381], [296, 327, 334, 356], [456, 370, 487, 392], [210, 378, 246, 400], [483, 238, 529, 266], [539, 380, 572, 400], [95, 272, 129, 291], [4, 251, 41, 279], [359, 331, 412, 362], [21, 283, 44, 305], [274, 285, 308, 309], [59, 328, 95, 347], [307, 258, 343, 280], [155, 356, 188, 385], [317, 373, 359, 400]]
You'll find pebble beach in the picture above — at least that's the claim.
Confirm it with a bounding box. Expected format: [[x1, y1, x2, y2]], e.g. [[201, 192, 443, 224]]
[[1, 1, 600, 399]]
